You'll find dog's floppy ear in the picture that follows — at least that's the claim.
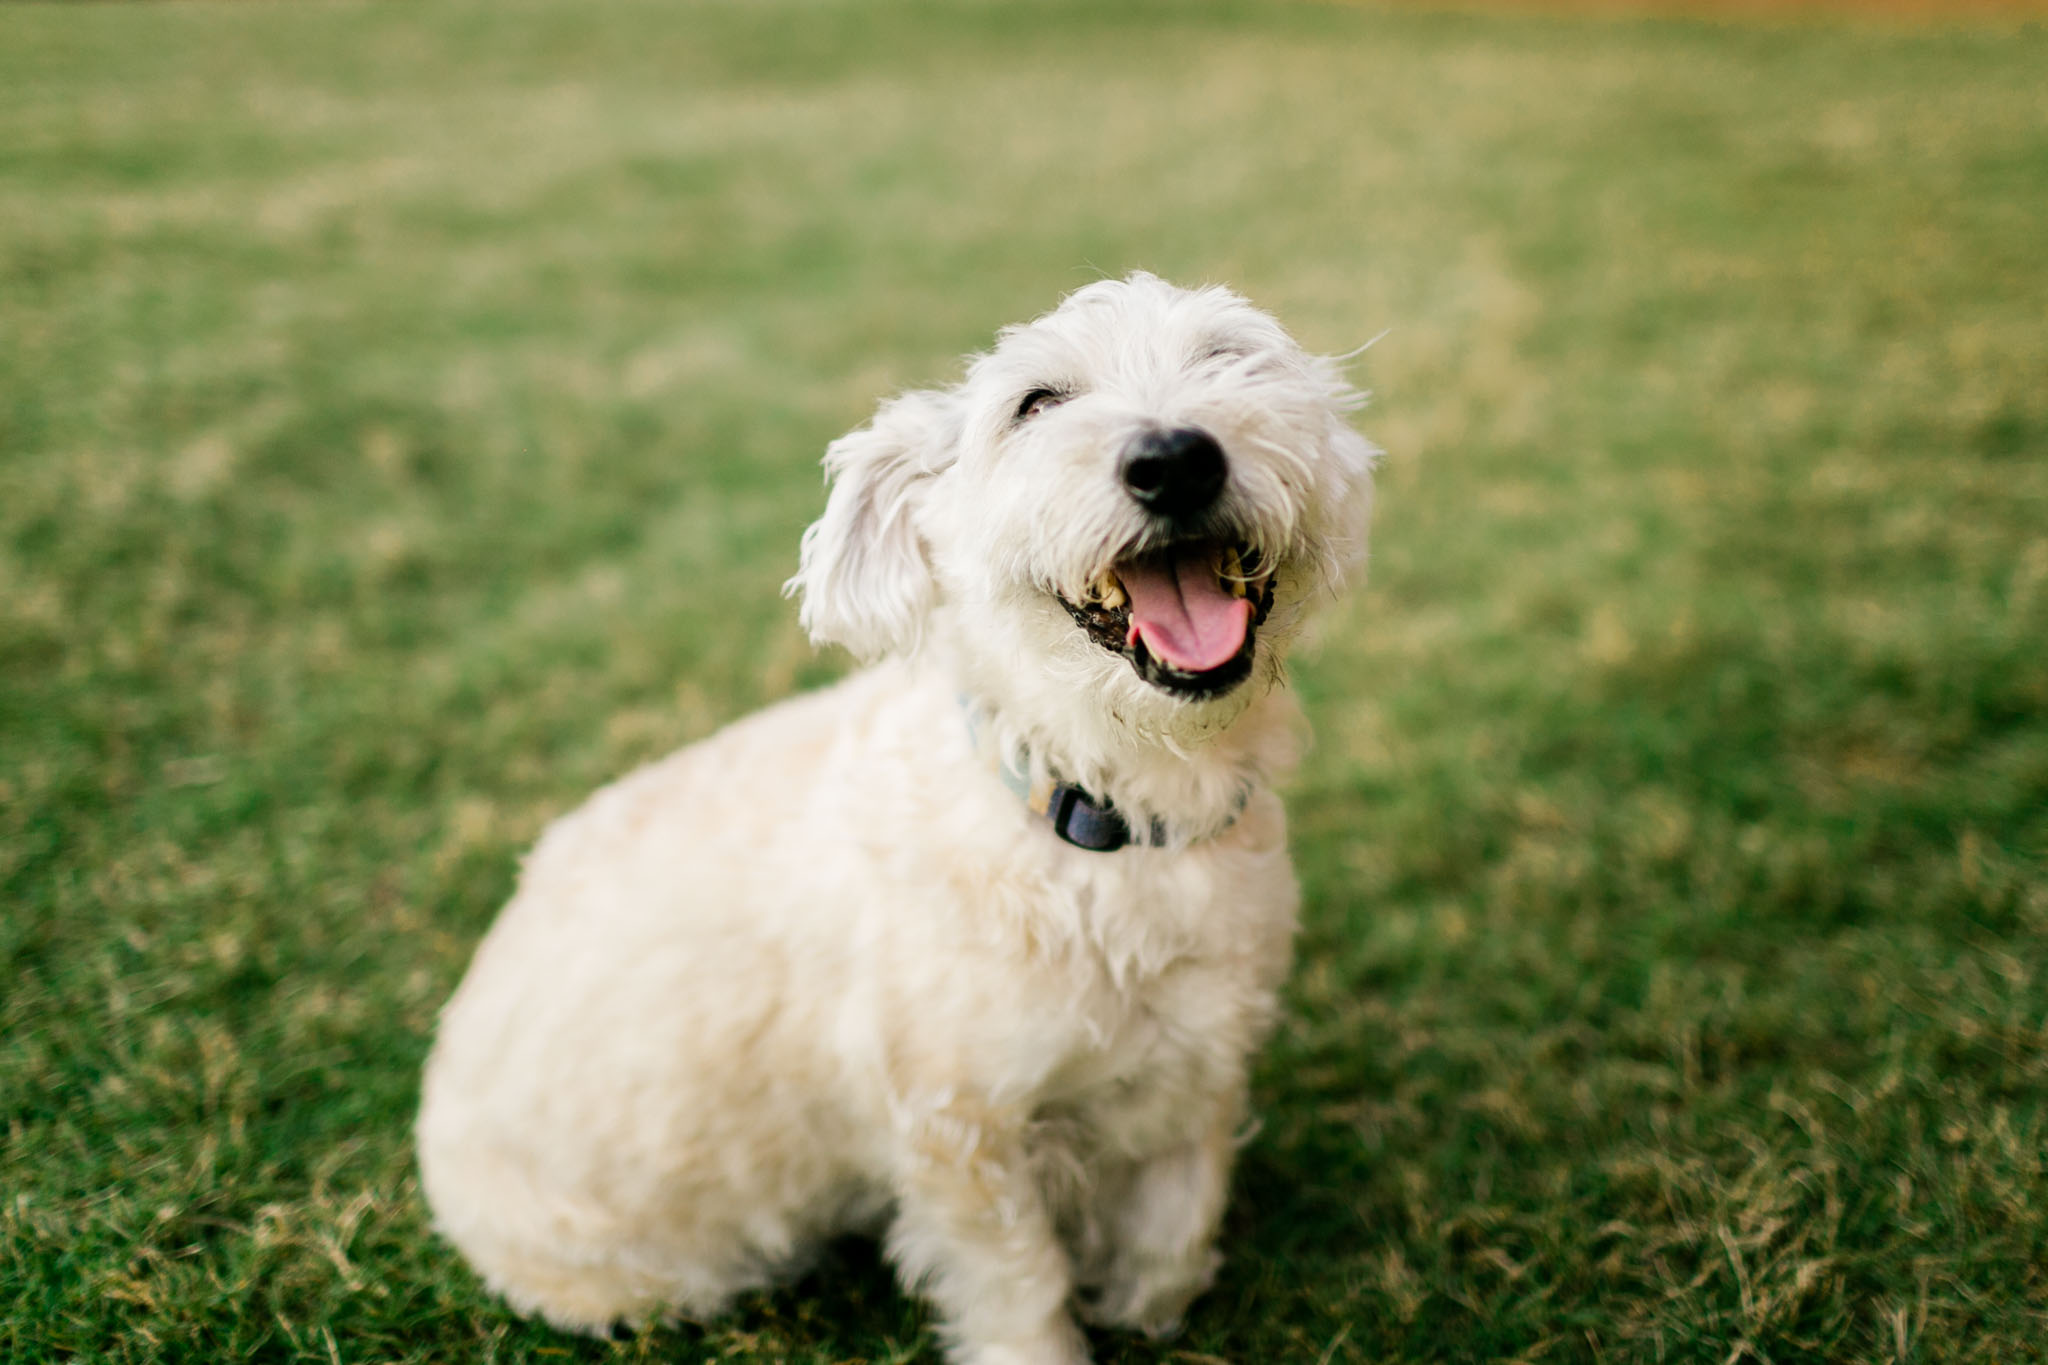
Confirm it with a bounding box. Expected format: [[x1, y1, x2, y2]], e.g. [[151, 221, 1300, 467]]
[[788, 388, 960, 659]]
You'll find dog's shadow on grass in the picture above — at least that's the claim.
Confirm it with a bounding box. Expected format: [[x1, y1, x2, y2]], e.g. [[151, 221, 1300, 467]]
[[610, 1174, 1372, 1362], [708, 1138, 1384, 1363], [627, 1237, 932, 1363]]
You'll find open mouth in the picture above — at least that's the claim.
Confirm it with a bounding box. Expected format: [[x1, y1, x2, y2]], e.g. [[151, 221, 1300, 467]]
[[1058, 540, 1276, 697]]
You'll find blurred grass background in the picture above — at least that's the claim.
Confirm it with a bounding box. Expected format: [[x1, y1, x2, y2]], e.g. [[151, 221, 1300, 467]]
[[3, 0, 2046, 1360]]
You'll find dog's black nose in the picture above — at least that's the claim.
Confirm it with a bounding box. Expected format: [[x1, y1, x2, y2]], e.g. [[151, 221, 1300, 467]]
[[1119, 427, 1227, 521]]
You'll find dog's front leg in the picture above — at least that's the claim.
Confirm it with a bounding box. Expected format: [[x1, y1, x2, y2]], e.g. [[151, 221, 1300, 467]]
[[1079, 1099, 1240, 1339], [885, 1097, 1089, 1365]]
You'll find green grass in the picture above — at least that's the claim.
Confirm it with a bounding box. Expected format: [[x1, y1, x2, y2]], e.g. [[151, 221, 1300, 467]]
[[4, 0, 2046, 1360]]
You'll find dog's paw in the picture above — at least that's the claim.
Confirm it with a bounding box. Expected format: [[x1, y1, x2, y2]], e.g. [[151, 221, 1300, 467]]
[[1077, 1249, 1221, 1339]]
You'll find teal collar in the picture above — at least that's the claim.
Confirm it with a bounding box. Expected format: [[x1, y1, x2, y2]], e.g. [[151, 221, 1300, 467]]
[[961, 699, 1248, 853]]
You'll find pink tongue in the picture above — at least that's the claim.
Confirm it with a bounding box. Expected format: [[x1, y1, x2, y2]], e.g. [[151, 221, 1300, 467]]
[[1120, 548, 1252, 673]]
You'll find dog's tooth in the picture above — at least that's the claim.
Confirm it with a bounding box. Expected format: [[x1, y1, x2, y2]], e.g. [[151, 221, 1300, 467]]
[[1085, 570, 1119, 609], [1219, 546, 1245, 598]]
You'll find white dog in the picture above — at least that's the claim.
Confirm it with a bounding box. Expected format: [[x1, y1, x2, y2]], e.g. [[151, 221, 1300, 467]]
[[416, 273, 1377, 1364]]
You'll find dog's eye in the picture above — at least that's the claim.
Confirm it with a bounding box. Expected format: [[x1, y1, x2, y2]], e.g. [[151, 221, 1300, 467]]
[[1016, 388, 1071, 422], [1201, 343, 1260, 369]]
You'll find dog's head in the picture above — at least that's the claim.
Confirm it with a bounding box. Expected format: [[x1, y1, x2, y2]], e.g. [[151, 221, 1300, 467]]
[[791, 273, 1375, 739]]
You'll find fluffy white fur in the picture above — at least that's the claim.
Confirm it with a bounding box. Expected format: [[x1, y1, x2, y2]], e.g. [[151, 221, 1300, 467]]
[[416, 274, 1377, 1364]]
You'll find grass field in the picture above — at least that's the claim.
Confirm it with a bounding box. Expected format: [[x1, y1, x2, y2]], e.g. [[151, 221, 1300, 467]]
[[4, 0, 2047, 1360]]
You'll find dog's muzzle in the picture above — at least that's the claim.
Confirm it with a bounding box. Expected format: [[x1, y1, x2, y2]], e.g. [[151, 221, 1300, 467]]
[[1057, 429, 1276, 699]]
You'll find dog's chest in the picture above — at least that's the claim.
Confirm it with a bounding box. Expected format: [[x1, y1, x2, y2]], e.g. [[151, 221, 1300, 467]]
[[990, 840, 1293, 1150], [1035, 951, 1261, 1151]]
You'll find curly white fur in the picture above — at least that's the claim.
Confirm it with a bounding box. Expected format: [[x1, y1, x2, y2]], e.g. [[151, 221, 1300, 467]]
[[416, 274, 1378, 1364]]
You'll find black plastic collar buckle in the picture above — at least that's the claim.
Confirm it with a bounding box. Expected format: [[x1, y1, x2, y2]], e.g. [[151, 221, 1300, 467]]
[[1048, 783, 1134, 853]]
